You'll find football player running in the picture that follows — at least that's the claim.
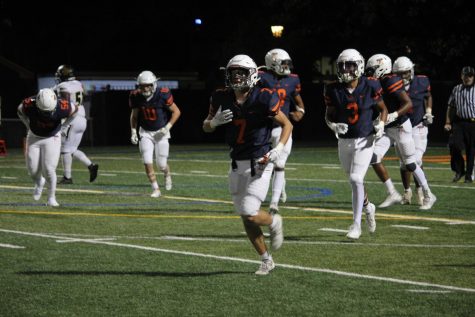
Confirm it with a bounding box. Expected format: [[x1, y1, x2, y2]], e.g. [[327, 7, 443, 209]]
[[203, 54, 292, 275], [324, 48, 387, 240], [129, 70, 181, 198], [17, 88, 77, 206], [393, 56, 433, 205], [259, 48, 305, 214], [54, 65, 99, 184], [366, 54, 436, 210]]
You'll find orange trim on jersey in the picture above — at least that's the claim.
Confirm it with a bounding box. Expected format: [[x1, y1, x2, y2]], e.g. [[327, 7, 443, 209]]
[[160, 87, 170, 93], [387, 80, 403, 93], [166, 96, 174, 106], [373, 88, 383, 100], [260, 88, 273, 94]]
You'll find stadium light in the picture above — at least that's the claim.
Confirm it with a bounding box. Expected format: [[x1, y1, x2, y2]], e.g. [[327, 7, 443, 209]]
[[271, 25, 284, 38]]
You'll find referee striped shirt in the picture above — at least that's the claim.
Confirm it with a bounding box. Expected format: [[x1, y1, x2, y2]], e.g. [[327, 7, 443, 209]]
[[448, 84, 475, 119]]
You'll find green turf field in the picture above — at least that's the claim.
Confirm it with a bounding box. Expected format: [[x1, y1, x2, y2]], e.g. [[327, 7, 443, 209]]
[[1, 144, 474, 316]]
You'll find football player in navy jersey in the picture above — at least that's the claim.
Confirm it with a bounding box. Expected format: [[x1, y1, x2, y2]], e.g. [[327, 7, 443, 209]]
[[203, 54, 292, 275], [259, 48, 305, 214], [17, 88, 77, 206], [324, 48, 387, 240], [393, 56, 433, 205], [129, 71, 181, 198], [366, 54, 436, 210]]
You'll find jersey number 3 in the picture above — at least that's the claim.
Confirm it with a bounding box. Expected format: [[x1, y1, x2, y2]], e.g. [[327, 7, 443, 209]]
[[346, 102, 359, 124]]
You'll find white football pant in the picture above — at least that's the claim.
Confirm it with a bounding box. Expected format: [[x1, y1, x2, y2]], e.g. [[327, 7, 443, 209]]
[[26, 131, 61, 200], [139, 127, 170, 170], [338, 136, 375, 226], [229, 160, 274, 216]]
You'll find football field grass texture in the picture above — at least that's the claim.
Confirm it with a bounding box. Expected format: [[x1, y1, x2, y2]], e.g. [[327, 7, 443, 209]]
[[0, 144, 474, 316]]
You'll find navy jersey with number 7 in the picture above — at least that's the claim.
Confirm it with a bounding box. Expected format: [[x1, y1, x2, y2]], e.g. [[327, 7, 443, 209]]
[[209, 87, 280, 160]]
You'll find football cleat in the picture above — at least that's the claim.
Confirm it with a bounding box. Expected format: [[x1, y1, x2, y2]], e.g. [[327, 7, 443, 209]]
[[47, 198, 60, 207], [379, 191, 402, 208], [346, 223, 361, 240], [255, 259, 275, 275], [420, 191, 436, 210], [88, 164, 99, 183], [364, 203, 376, 233], [58, 176, 73, 185], [150, 189, 161, 198]]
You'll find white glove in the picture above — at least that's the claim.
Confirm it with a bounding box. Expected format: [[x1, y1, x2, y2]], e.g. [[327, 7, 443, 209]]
[[130, 128, 138, 145], [210, 106, 233, 129], [329, 122, 348, 135], [373, 120, 385, 139], [386, 111, 398, 125], [157, 122, 172, 137], [423, 113, 434, 125], [267, 142, 285, 163]]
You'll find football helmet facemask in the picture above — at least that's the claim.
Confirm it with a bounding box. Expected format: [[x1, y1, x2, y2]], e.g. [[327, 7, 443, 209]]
[[137, 70, 159, 97], [336, 49, 365, 83], [265, 48, 293, 76], [225, 54, 259, 90], [366, 54, 392, 79], [36, 88, 58, 112], [393, 56, 415, 86], [55, 65, 75, 83]]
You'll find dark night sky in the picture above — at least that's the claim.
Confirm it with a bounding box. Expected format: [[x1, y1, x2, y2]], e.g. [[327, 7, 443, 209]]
[[1, 0, 474, 80], [0, 0, 473, 144]]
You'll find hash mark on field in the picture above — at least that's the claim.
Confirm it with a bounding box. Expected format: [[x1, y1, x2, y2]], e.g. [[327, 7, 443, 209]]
[[1, 176, 17, 180], [391, 225, 429, 230], [319, 228, 348, 233], [99, 173, 117, 177], [56, 238, 117, 243], [2, 228, 474, 293]]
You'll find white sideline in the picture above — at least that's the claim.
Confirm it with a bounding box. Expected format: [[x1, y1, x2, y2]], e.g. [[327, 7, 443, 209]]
[[1, 228, 474, 293]]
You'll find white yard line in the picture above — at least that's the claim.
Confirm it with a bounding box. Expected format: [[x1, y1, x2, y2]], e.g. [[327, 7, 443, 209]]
[[0, 243, 25, 249], [38, 233, 475, 249], [407, 289, 452, 294], [1, 228, 474, 293]]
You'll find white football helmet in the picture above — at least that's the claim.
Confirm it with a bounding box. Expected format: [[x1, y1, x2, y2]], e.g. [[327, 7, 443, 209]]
[[265, 48, 292, 75], [36, 88, 58, 112], [336, 49, 365, 83], [393, 56, 415, 86], [225, 54, 259, 90], [137, 70, 158, 97], [366, 54, 392, 79]]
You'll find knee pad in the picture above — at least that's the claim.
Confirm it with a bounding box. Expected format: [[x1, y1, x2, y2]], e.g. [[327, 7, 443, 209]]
[[240, 195, 261, 216], [349, 173, 364, 185], [405, 162, 417, 172]]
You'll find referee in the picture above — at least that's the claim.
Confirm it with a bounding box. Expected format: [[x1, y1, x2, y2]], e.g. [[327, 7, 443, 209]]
[[444, 66, 475, 183]]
